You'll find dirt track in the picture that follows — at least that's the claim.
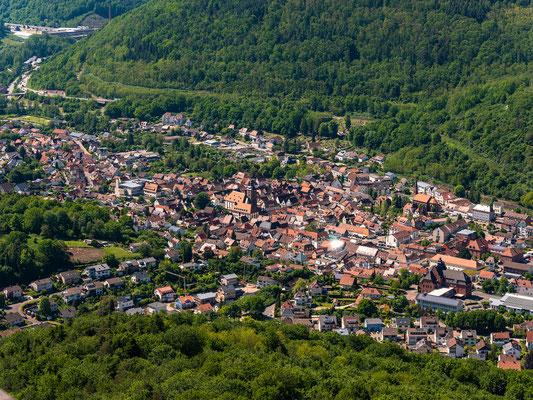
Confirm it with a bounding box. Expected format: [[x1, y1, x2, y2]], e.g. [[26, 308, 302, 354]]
[[67, 247, 104, 263]]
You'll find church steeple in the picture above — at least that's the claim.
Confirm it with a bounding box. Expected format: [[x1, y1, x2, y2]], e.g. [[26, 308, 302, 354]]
[[246, 180, 258, 214]]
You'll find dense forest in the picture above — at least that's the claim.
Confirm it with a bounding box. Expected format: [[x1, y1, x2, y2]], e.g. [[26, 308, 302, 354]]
[[29, 0, 533, 201], [0, 0, 149, 26], [32, 0, 532, 97], [1, 312, 532, 400]]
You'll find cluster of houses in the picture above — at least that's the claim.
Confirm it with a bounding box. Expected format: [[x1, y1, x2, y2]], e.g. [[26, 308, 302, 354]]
[[1, 114, 533, 368], [285, 304, 531, 370]]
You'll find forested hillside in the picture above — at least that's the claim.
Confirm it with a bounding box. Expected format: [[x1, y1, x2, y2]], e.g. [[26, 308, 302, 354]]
[[29, 0, 533, 200], [32, 0, 532, 97], [0, 0, 149, 26], [1, 312, 531, 400]]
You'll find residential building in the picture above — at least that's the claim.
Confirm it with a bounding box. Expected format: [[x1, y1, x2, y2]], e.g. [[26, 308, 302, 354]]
[[406, 329, 428, 346], [218, 285, 236, 301], [58, 270, 80, 285], [257, 275, 277, 288], [84, 264, 111, 279], [391, 317, 411, 331], [364, 318, 384, 332], [432, 327, 454, 345], [459, 330, 477, 346], [63, 287, 83, 303], [472, 204, 495, 223], [527, 331, 533, 350], [446, 338, 464, 358], [131, 271, 151, 284], [116, 296, 134, 312], [380, 328, 401, 342], [317, 315, 337, 332], [432, 219, 468, 243], [194, 292, 216, 304], [154, 286, 175, 302], [502, 341, 521, 359], [498, 358, 521, 371], [360, 287, 382, 300], [29, 278, 53, 292], [176, 295, 196, 309], [419, 316, 440, 332], [104, 277, 124, 289], [146, 302, 168, 314], [4, 312, 24, 326], [84, 282, 104, 296], [293, 291, 312, 307], [341, 315, 361, 334], [490, 332, 511, 347], [3, 285, 22, 299], [476, 340, 491, 356], [220, 273, 239, 287]]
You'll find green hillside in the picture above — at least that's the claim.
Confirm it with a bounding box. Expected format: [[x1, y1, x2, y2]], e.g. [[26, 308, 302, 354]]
[[29, 0, 533, 200], [32, 0, 532, 97], [0, 0, 149, 27], [1, 312, 530, 399]]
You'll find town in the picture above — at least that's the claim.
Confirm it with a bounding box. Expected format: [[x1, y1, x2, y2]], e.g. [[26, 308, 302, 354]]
[[1, 111, 533, 373]]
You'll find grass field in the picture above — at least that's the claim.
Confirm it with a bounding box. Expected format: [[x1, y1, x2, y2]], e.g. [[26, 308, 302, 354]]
[[64, 240, 140, 263], [14, 115, 52, 125], [67, 245, 140, 264], [104, 246, 140, 260], [64, 240, 90, 248], [79, 72, 232, 100]]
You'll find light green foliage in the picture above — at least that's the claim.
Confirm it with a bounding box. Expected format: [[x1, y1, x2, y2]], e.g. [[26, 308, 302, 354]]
[[0, 312, 530, 399]]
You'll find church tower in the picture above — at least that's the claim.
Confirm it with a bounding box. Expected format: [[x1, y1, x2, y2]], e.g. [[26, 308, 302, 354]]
[[246, 180, 259, 215]]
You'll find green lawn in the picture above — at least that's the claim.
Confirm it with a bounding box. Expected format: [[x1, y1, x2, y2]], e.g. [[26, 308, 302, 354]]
[[15, 115, 52, 125], [31, 236, 139, 262], [104, 246, 141, 261], [63, 240, 90, 248]]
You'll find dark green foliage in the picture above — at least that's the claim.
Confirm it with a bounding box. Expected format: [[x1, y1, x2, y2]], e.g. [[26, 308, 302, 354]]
[[357, 299, 378, 318], [38, 297, 51, 316], [457, 247, 472, 260], [0, 0, 149, 26], [33, 0, 532, 99], [0, 312, 531, 399], [525, 352, 533, 370], [444, 309, 507, 334], [194, 192, 210, 210]]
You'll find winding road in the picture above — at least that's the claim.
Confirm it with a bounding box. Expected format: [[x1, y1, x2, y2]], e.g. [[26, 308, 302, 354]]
[[7, 65, 116, 104]]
